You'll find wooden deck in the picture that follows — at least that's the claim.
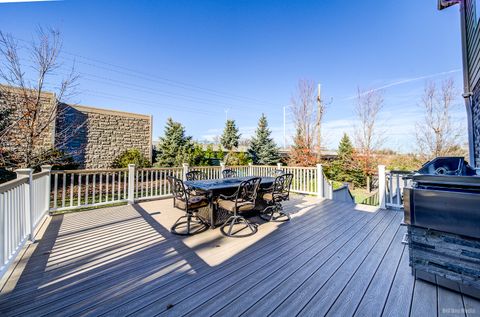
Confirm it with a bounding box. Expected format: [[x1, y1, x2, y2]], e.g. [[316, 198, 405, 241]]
[[0, 196, 479, 317]]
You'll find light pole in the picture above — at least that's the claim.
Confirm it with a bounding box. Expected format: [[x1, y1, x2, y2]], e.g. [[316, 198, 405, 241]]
[[283, 106, 286, 149]]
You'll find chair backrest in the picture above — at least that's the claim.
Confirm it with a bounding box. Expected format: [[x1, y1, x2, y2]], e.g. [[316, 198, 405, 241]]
[[167, 176, 188, 208], [185, 170, 208, 181], [236, 177, 262, 203], [272, 173, 294, 199], [222, 169, 237, 178], [272, 169, 284, 177]]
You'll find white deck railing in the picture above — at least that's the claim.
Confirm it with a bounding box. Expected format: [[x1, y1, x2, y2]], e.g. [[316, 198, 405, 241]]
[[42, 163, 336, 213], [0, 162, 337, 280], [0, 166, 51, 279], [377, 165, 413, 209]]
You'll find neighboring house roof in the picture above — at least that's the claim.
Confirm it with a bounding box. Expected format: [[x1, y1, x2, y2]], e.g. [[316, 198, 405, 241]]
[[437, 0, 460, 10]]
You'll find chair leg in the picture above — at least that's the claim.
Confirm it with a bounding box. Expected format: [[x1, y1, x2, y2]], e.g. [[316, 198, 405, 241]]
[[260, 203, 290, 222], [220, 215, 257, 237], [171, 212, 207, 236]]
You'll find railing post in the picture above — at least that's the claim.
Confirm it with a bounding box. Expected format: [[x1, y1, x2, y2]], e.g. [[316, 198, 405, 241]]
[[378, 165, 386, 209], [220, 162, 226, 178], [248, 163, 253, 176], [316, 164, 324, 198], [41, 165, 52, 212], [182, 163, 189, 181], [277, 162, 282, 170], [15, 169, 34, 241], [127, 164, 135, 204]]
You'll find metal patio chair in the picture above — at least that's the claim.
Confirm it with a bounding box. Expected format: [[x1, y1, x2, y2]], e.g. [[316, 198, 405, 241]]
[[272, 169, 285, 177], [260, 173, 293, 222], [222, 169, 237, 178], [217, 177, 262, 237], [185, 170, 208, 181], [167, 176, 208, 235]]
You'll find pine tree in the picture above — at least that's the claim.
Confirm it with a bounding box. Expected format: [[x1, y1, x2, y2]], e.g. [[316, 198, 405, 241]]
[[325, 133, 365, 186], [155, 118, 193, 167], [337, 133, 354, 161], [220, 120, 240, 151], [248, 114, 279, 165]]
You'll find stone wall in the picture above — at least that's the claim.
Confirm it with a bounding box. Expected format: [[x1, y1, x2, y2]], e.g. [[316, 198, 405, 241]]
[[57, 104, 152, 169], [0, 86, 56, 166], [473, 80, 480, 167]]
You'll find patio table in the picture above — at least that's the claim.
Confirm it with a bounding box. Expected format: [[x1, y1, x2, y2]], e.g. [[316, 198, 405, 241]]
[[184, 176, 275, 228]]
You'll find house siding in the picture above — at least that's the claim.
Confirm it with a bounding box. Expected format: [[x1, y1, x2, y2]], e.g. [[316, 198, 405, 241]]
[[463, 1, 480, 166], [473, 80, 480, 166], [466, 0, 480, 89]]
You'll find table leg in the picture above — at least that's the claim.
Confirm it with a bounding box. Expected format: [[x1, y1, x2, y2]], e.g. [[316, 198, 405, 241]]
[[208, 193, 215, 229]]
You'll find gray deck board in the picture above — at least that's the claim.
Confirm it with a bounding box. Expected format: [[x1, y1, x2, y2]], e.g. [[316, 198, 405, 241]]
[[327, 219, 405, 317], [353, 226, 406, 317], [0, 196, 478, 317], [411, 279, 438, 317]]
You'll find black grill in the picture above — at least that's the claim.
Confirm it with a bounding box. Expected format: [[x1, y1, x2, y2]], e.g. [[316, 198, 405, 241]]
[[403, 157, 480, 299], [404, 157, 480, 239]]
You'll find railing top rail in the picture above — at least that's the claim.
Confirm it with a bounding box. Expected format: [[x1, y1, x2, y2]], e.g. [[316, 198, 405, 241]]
[[0, 176, 28, 193], [32, 171, 50, 180], [137, 167, 183, 171], [278, 166, 317, 170], [189, 166, 222, 169], [51, 168, 128, 174]]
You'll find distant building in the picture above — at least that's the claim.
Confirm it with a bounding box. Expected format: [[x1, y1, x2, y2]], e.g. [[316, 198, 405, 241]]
[[439, 0, 480, 166], [57, 104, 152, 169], [1, 86, 152, 169]]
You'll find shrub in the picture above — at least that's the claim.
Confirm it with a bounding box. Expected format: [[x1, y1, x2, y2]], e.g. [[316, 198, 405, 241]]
[[112, 149, 150, 168]]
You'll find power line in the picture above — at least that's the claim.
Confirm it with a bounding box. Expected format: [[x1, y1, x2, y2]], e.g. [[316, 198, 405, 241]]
[[11, 34, 278, 107], [58, 54, 279, 108], [52, 68, 261, 111], [82, 90, 218, 116], [59, 50, 279, 106]]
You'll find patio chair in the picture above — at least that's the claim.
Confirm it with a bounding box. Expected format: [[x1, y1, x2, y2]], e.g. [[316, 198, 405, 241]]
[[185, 170, 208, 181], [217, 177, 262, 237], [222, 169, 237, 178], [167, 176, 208, 235], [260, 173, 293, 222], [272, 169, 285, 176]]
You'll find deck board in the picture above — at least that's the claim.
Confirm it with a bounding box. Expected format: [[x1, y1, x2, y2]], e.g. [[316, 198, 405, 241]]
[[0, 195, 478, 317]]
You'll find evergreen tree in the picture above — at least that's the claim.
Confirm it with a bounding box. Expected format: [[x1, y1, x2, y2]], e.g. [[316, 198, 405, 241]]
[[204, 144, 216, 162], [220, 120, 240, 151], [190, 144, 209, 166], [337, 133, 354, 161], [248, 114, 279, 165], [155, 118, 193, 167], [325, 133, 365, 186]]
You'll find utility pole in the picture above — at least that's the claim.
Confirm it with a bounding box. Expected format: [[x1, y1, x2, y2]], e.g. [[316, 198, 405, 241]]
[[283, 106, 286, 149], [316, 83, 322, 159], [224, 108, 229, 121]]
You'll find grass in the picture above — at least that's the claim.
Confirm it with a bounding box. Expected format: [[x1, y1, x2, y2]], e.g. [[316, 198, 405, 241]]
[[50, 201, 128, 215], [350, 187, 378, 205]]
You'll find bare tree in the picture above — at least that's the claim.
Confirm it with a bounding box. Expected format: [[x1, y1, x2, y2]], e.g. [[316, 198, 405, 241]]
[[415, 79, 465, 160], [289, 79, 321, 166], [0, 28, 79, 169], [354, 87, 384, 177]]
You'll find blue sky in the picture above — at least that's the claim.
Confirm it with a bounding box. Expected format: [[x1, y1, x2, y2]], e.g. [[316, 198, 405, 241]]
[[0, 0, 466, 152]]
